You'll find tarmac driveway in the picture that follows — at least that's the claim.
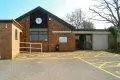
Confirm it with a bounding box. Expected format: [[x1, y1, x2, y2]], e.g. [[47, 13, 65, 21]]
[[79, 51, 120, 79], [0, 58, 120, 80], [0, 51, 120, 80]]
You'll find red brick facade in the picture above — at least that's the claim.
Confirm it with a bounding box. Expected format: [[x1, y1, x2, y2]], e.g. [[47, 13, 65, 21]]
[[16, 7, 76, 52], [18, 16, 75, 52], [48, 17, 75, 52]]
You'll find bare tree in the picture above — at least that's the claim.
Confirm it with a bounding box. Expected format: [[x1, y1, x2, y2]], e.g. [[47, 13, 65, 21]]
[[66, 9, 84, 29], [90, 0, 120, 28], [81, 20, 95, 29], [66, 9, 94, 29]]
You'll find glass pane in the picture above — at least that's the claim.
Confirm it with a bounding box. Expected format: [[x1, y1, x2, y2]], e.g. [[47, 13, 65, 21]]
[[30, 29, 48, 41], [30, 35, 38, 41], [39, 34, 48, 41], [86, 35, 92, 43], [39, 31, 47, 34], [30, 31, 38, 35]]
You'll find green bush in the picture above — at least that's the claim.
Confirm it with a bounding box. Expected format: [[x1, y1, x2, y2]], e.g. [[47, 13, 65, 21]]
[[108, 27, 120, 52]]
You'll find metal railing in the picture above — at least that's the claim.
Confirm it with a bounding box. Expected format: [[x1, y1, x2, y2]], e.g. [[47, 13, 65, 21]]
[[20, 42, 42, 53]]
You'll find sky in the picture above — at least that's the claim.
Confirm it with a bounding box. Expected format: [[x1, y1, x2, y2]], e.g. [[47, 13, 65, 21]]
[[0, 0, 111, 29]]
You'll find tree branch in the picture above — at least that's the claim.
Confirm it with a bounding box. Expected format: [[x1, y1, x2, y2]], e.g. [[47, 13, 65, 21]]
[[90, 8, 116, 26], [103, 0, 118, 23]]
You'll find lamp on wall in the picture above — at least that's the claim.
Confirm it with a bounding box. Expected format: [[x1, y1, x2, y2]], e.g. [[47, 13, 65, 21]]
[[48, 17, 52, 21]]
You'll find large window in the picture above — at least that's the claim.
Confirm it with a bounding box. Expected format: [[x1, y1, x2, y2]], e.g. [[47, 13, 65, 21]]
[[30, 28, 48, 42]]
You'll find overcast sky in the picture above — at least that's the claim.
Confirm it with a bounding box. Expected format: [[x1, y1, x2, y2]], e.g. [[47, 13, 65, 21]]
[[0, 0, 111, 29]]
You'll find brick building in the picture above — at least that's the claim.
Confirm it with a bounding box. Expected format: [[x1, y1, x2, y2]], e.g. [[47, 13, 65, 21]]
[[15, 7, 110, 52], [16, 6, 76, 52], [0, 20, 21, 59], [0, 6, 111, 59]]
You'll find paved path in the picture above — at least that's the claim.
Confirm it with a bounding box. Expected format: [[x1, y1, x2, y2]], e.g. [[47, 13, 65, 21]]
[[0, 59, 119, 80]]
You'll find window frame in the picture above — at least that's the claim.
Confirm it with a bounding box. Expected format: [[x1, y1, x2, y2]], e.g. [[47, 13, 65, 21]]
[[30, 30, 48, 42]]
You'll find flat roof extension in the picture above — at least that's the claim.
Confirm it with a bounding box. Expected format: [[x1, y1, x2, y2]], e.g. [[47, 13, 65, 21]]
[[0, 20, 13, 23]]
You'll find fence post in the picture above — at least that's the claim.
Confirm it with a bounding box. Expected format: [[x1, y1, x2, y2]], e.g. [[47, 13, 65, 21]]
[[30, 42, 31, 53], [41, 43, 42, 52], [20, 42, 42, 53]]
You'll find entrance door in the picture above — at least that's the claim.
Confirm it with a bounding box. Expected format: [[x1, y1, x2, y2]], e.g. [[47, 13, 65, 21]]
[[76, 34, 92, 50], [85, 35, 92, 50]]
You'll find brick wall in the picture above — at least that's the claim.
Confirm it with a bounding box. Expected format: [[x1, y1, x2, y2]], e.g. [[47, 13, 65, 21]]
[[0, 23, 21, 59], [48, 17, 75, 52], [18, 16, 76, 52], [0, 23, 12, 59], [18, 16, 30, 42]]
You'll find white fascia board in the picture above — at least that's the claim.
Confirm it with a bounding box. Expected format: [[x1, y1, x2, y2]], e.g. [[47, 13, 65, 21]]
[[30, 28, 48, 31], [73, 31, 111, 35], [52, 31, 72, 34]]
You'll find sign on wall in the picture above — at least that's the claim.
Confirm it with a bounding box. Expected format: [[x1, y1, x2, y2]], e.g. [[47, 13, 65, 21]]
[[59, 37, 67, 43]]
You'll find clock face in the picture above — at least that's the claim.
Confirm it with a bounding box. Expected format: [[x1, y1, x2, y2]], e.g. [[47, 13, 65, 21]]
[[35, 17, 42, 24]]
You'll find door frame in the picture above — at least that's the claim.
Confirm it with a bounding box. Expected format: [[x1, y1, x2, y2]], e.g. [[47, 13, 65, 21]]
[[75, 34, 92, 50]]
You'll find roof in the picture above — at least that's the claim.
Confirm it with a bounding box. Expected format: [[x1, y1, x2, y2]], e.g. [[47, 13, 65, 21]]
[[15, 6, 75, 30], [0, 20, 12, 23], [74, 29, 109, 31], [74, 29, 110, 35], [0, 20, 22, 32], [12, 20, 23, 31]]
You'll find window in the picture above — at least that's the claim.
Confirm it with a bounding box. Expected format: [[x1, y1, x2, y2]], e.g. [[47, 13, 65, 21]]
[[75, 35, 79, 40], [15, 29, 18, 40], [59, 37, 67, 43], [30, 29, 48, 41]]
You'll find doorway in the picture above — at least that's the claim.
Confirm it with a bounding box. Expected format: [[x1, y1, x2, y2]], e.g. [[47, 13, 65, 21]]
[[76, 34, 92, 50]]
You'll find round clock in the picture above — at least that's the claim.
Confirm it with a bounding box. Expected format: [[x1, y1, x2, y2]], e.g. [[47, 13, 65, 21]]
[[35, 17, 42, 24]]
